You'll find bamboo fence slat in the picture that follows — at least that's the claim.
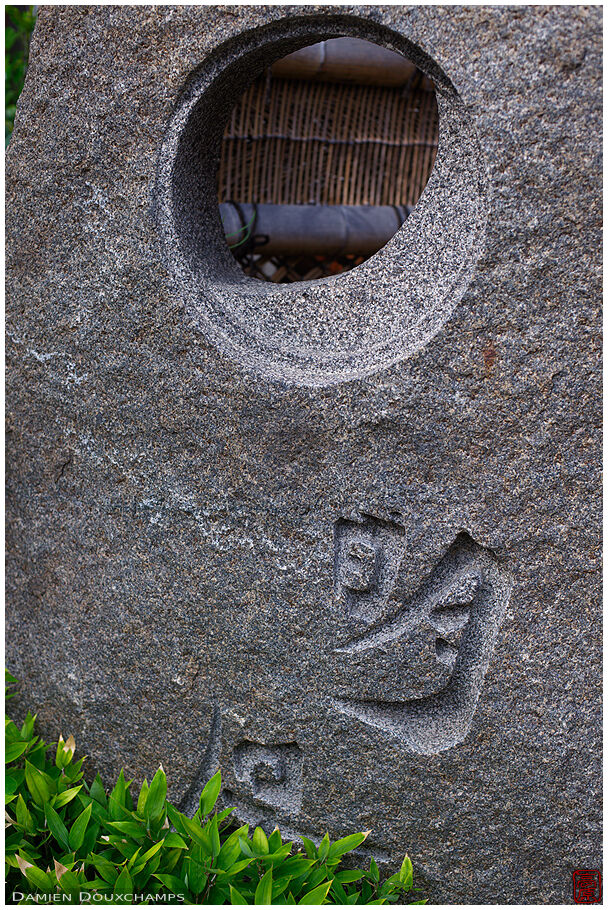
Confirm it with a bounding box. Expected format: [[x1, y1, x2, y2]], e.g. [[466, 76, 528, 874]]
[[218, 74, 438, 207]]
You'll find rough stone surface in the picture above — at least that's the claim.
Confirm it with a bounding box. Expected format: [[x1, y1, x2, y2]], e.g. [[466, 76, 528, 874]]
[[6, 5, 601, 904]]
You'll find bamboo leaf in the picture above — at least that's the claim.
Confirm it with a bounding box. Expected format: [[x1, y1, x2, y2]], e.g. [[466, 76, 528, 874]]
[[20, 860, 54, 894], [328, 831, 368, 860], [399, 855, 413, 889], [163, 831, 187, 849], [44, 802, 70, 852], [153, 872, 188, 893], [199, 769, 221, 817], [252, 825, 269, 855], [318, 831, 331, 861], [136, 778, 149, 815], [24, 760, 51, 806], [53, 785, 83, 809], [5, 740, 29, 762], [145, 765, 167, 822], [68, 802, 92, 851], [57, 867, 81, 898], [114, 865, 132, 899], [299, 880, 333, 904], [89, 773, 107, 807], [230, 884, 249, 904], [255, 867, 273, 905], [15, 793, 34, 833]]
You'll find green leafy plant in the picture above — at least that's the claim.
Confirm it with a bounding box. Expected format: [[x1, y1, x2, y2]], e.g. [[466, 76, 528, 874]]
[[5, 5, 36, 145], [5, 672, 426, 905]]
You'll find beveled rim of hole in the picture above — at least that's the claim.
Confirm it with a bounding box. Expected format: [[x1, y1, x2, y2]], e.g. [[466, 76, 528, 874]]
[[154, 14, 488, 387]]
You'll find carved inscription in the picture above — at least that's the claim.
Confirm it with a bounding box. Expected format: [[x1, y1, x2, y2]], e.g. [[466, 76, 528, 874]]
[[232, 742, 303, 813], [178, 703, 222, 819], [334, 515, 406, 623], [332, 531, 511, 754]]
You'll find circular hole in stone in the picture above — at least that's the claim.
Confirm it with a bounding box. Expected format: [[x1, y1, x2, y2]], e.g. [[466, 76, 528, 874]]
[[156, 17, 487, 386], [217, 37, 438, 284]]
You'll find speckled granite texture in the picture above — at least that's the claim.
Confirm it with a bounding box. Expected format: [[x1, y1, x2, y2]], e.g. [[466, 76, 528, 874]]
[[6, 5, 601, 904]]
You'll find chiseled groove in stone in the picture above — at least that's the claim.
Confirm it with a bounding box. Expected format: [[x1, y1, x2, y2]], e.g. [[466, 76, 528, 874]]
[[332, 535, 512, 755], [154, 14, 488, 387], [178, 703, 222, 819]]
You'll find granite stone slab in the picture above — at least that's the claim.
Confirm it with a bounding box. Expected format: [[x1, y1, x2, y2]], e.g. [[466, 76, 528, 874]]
[[6, 5, 601, 903]]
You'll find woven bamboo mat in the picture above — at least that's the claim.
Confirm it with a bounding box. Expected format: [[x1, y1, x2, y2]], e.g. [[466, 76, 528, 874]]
[[219, 74, 438, 208]]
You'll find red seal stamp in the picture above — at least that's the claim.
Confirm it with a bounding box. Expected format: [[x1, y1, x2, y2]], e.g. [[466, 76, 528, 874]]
[[573, 870, 601, 903]]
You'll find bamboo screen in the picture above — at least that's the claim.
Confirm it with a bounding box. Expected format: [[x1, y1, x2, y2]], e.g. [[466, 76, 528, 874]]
[[218, 75, 439, 208]]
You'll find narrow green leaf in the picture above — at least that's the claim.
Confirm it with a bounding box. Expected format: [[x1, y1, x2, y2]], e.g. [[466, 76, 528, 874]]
[[145, 766, 167, 821], [55, 735, 67, 769], [328, 831, 368, 860], [255, 867, 273, 905], [382, 873, 401, 889], [239, 835, 254, 857], [330, 877, 349, 903], [281, 856, 316, 877], [230, 884, 249, 904], [215, 858, 253, 878], [114, 865, 132, 899], [163, 847, 182, 874], [106, 820, 146, 839], [299, 880, 332, 904], [45, 802, 71, 852], [142, 839, 165, 863], [187, 857, 207, 895], [216, 827, 247, 870], [199, 769, 221, 816], [268, 826, 282, 852], [136, 778, 149, 815], [24, 863, 55, 893], [166, 802, 189, 836], [6, 718, 20, 737], [90, 773, 107, 807], [214, 840, 241, 871], [55, 734, 76, 769], [318, 832, 331, 861], [302, 867, 327, 892], [179, 814, 211, 850], [210, 813, 221, 857], [24, 760, 51, 806], [5, 771, 20, 795], [127, 847, 141, 870], [89, 853, 117, 884], [57, 867, 81, 898], [153, 872, 188, 893], [69, 802, 92, 851], [15, 793, 34, 833], [272, 874, 294, 900], [336, 871, 365, 884], [253, 825, 269, 855], [399, 855, 413, 889], [163, 831, 187, 849], [20, 713, 36, 740], [5, 740, 29, 762], [216, 805, 235, 824], [301, 835, 317, 859], [53, 785, 83, 809], [109, 769, 128, 820]]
